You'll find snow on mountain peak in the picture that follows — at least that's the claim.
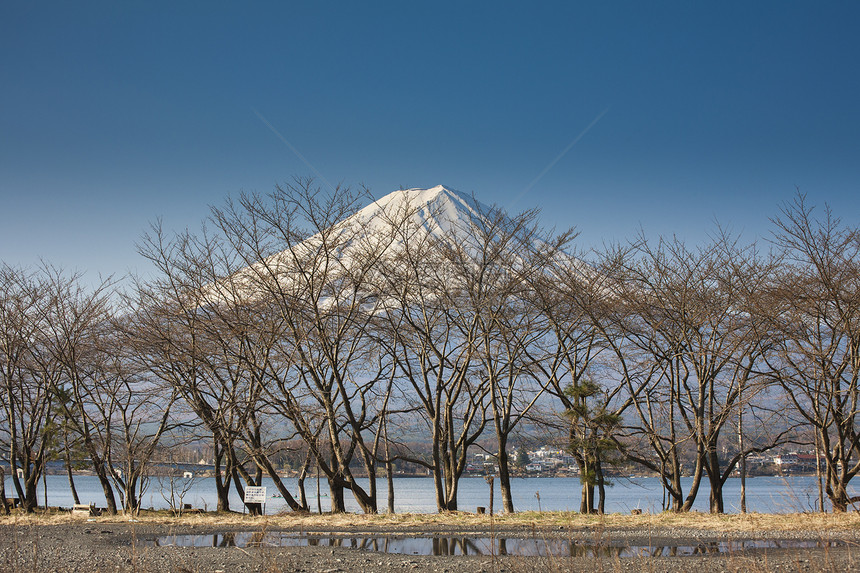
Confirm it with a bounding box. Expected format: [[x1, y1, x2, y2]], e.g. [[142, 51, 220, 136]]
[[347, 185, 488, 237], [202, 184, 577, 308]]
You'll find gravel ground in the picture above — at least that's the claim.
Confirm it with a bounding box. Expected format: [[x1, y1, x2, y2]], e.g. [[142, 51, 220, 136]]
[[2, 521, 859, 573]]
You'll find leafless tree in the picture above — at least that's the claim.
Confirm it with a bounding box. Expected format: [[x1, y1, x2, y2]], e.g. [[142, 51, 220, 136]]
[[133, 225, 256, 512], [208, 179, 395, 513], [189, 268, 306, 513], [765, 193, 860, 511], [369, 193, 490, 512], [605, 233, 786, 512], [525, 244, 631, 514], [447, 201, 577, 513], [32, 266, 123, 513], [100, 343, 178, 514], [0, 264, 54, 512]]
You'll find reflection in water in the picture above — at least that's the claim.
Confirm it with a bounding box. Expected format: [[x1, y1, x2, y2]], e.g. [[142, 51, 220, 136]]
[[150, 533, 848, 557]]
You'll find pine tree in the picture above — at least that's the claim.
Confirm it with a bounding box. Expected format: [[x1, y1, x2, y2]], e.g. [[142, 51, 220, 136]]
[[564, 378, 621, 514]]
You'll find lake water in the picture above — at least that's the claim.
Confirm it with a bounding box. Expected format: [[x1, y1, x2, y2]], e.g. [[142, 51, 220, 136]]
[[4, 473, 845, 514], [149, 533, 849, 556]]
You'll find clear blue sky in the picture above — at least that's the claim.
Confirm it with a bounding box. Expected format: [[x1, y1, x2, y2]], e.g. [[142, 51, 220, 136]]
[[2, 2, 859, 282]]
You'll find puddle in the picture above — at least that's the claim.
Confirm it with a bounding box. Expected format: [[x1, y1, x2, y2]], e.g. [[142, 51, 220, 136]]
[[149, 532, 847, 557]]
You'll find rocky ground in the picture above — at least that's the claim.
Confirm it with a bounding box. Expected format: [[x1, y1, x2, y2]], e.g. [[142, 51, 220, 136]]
[[2, 519, 859, 573]]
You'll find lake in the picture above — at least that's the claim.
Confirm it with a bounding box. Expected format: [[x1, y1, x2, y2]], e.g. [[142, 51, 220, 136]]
[[4, 473, 845, 514]]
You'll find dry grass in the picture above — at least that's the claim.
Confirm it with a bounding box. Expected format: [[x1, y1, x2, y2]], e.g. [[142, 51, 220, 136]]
[[3, 508, 860, 533], [2, 509, 857, 573]]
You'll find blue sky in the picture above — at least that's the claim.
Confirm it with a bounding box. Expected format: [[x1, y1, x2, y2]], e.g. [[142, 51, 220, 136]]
[[2, 2, 859, 282]]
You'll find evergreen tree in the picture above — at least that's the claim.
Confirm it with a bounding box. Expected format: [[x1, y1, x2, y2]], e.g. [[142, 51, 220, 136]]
[[513, 448, 531, 468], [564, 378, 621, 514]]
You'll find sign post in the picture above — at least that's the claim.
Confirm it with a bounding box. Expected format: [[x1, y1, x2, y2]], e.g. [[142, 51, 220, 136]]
[[244, 486, 267, 515]]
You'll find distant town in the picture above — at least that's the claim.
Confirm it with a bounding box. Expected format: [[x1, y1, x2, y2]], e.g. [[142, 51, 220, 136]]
[[462, 447, 827, 479], [20, 445, 825, 481]]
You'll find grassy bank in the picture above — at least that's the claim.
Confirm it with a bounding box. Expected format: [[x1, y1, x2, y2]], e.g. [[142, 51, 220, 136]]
[[3, 509, 860, 533]]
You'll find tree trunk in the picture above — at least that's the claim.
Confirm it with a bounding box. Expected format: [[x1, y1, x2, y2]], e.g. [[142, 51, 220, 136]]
[[444, 461, 459, 512], [329, 478, 346, 513], [347, 482, 377, 514], [826, 467, 849, 512], [86, 446, 117, 514], [64, 453, 80, 505], [681, 450, 705, 512], [580, 482, 595, 514], [596, 461, 607, 514], [384, 417, 394, 514], [297, 452, 312, 512], [232, 454, 263, 516], [363, 456, 378, 514], [432, 447, 446, 512], [124, 479, 139, 515], [0, 466, 9, 515], [214, 444, 231, 512], [9, 454, 24, 507], [297, 478, 308, 511], [738, 405, 746, 513], [62, 426, 80, 505], [497, 445, 515, 513], [386, 462, 395, 514], [708, 473, 724, 513], [11, 454, 40, 513], [707, 449, 724, 514], [316, 464, 322, 514], [814, 430, 825, 513], [232, 464, 261, 516], [23, 468, 40, 512], [96, 471, 118, 515], [257, 453, 301, 511], [576, 454, 595, 514], [431, 431, 449, 512]]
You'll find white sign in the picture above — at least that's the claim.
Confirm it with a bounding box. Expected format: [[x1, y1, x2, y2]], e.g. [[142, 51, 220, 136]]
[[244, 486, 267, 504]]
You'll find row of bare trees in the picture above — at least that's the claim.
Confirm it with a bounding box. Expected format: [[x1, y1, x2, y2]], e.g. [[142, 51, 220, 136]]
[[2, 181, 859, 514], [0, 266, 175, 513]]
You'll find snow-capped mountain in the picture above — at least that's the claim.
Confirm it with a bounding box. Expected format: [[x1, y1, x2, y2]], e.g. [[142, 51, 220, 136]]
[[342, 184, 491, 242], [321, 184, 554, 285], [274, 184, 501, 269], [200, 184, 581, 308], [201, 185, 498, 304]]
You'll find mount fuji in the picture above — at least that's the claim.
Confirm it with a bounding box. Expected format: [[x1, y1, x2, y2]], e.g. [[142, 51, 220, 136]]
[[341, 184, 491, 241], [203, 184, 575, 307]]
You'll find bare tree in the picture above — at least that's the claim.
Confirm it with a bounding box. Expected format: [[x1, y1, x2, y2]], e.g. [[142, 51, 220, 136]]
[[133, 224, 254, 513], [0, 265, 54, 512], [766, 194, 860, 511], [370, 192, 490, 512], [526, 245, 629, 514], [100, 345, 178, 515], [33, 266, 122, 513], [191, 270, 306, 513], [606, 233, 785, 512], [208, 179, 396, 513], [448, 201, 576, 513]]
